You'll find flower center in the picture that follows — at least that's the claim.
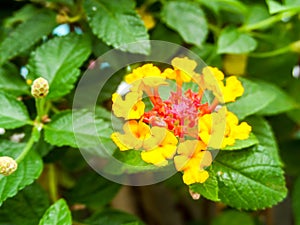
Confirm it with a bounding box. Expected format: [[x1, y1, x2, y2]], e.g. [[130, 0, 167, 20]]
[[143, 89, 210, 138]]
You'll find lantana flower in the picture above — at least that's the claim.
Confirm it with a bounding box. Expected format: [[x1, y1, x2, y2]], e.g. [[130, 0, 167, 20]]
[[0, 156, 18, 176], [199, 107, 252, 149], [112, 91, 145, 120], [111, 57, 251, 186], [111, 120, 151, 151], [174, 140, 212, 185], [202, 66, 244, 103], [125, 64, 167, 90], [162, 57, 198, 84], [111, 121, 178, 166], [141, 127, 178, 166]]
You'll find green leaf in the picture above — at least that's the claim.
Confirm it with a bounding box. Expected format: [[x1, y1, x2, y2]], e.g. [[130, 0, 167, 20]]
[[266, 0, 300, 14], [227, 78, 276, 120], [244, 4, 269, 26], [189, 166, 219, 201], [27, 33, 91, 99], [3, 4, 40, 28], [0, 183, 50, 225], [223, 133, 258, 150], [84, 0, 150, 55], [161, 1, 208, 47], [85, 210, 145, 225], [213, 116, 287, 210], [0, 140, 43, 205], [266, 0, 287, 14], [217, 0, 247, 14], [211, 210, 255, 225], [195, 0, 220, 15], [217, 27, 257, 54], [66, 171, 120, 207], [256, 80, 298, 115], [0, 10, 57, 65], [293, 177, 300, 225], [0, 92, 31, 129], [191, 44, 222, 68], [39, 199, 72, 225], [109, 149, 158, 174], [46, 0, 74, 6], [0, 63, 29, 96], [150, 22, 183, 45], [44, 110, 112, 149], [95, 106, 113, 121]]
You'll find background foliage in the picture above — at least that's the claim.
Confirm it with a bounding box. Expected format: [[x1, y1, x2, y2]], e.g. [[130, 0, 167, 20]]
[[0, 0, 300, 224]]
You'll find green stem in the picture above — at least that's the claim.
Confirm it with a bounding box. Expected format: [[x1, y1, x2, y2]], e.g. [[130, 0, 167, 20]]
[[66, 14, 82, 23], [48, 164, 59, 202], [249, 45, 291, 58], [239, 10, 298, 32], [36, 98, 46, 122], [209, 98, 220, 112], [16, 126, 40, 163], [208, 23, 221, 38], [50, 102, 60, 114]]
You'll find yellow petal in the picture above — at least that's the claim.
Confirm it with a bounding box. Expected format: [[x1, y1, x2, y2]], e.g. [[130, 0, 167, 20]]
[[174, 155, 189, 171], [198, 108, 227, 149], [177, 140, 206, 156], [162, 68, 176, 79], [125, 64, 166, 88], [111, 132, 131, 151], [175, 140, 208, 171], [232, 122, 252, 140], [112, 91, 144, 120], [198, 151, 212, 168], [223, 76, 244, 103], [161, 144, 177, 159], [112, 121, 151, 150], [171, 57, 197, 81], [128, 100, 145, 120], [221, 136, 236, 148], [182, 169, 209, 185], [112, 93, 119, 103], [124, 120, 151, 140], [177, 140, 197, 156], [203, 66, 224, 81], [143, 77, 168, 87], [202, 67, 224, 102], [144, 127, 178, 150], [226, 111, 239, 125], [141, 149, 168, 166]]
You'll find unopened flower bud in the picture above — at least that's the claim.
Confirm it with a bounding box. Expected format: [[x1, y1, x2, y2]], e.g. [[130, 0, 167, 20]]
[[0, 156, 18, 176], [290, 40, 300, 53], [31, 77, 49, 98], [189, 189, 201, 200]]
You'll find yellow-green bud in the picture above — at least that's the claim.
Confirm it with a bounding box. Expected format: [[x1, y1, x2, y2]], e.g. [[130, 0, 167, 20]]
[[0, 156, 18, 176], [290, 40, 300, 53], [31, 77, 49, 98]]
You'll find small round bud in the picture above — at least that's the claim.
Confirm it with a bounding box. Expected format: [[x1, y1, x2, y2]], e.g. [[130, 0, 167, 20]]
[[31, 77, 49, 98], [290, 40, 300, 53], [189, 189, 201, 200], [0, 156, 18, 176]]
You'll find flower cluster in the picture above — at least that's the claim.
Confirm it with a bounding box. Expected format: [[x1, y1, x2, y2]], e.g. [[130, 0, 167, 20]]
[[0, 156, 18, 176], [31, 77, 49, 98], [111, 57, 251, 185]]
